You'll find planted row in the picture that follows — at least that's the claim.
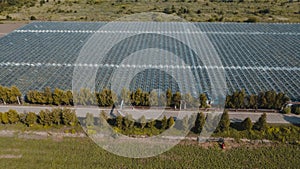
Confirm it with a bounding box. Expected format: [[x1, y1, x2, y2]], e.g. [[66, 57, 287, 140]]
[[225, 89, 290, 110], [0, 108, 78, 127]]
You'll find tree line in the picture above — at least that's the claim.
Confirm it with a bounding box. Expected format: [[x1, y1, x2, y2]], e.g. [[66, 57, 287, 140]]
[[0, 85, 293, 111], [84, 110, 268, 137], [23, 86, 208, 108], [225, 89, 290, 110], [0, 108, 294, 142], [0, 108, 78, 127]]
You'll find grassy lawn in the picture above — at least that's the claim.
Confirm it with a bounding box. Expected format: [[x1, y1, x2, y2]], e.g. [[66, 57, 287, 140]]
[[0, 135, 299, 168], [0, 0, 299, 22]]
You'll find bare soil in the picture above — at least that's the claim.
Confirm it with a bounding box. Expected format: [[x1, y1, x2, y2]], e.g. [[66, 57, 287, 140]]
[[0, 23, 25, 37]]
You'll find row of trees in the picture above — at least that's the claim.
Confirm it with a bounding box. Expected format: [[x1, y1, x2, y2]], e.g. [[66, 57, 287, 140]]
[[25, 87, 207, 108], [0, 107, 270, 138], [225, 89, 290, 110], [216, 111, 267, 132], [0, 108, 78, 127], [26, 87, 74, 105], [121, 88, 205, 108], [84, 110, 268, 136], [84, 111, 207, 135], [0, 85, 294, 111]]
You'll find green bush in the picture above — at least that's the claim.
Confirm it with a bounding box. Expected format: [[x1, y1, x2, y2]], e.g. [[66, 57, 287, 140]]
[[283, 107, 291, 114], [253, 113, 267, 131], [24, 112, 37, 127], [241, 117, 252, 131], [7, 109, 19, 124], [30, 16, 36, 20]]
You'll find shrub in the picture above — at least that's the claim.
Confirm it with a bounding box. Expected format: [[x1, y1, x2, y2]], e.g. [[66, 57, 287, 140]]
[[25, 112, 37, 127], [62, 109, 77, 126], [216, 110, 230, 132], [253, 113, 267, 131], [1, 112, 9, 124], [283, 106, 291, 114], [241, 117, 252, 131], [193, 112, 205, 133], [161, 116, 168, 130], [30, 16, 36, 20], [38, 110, 52, 126], [168, 116, 175, 128], [139, 115, 146, 129], [7, 109, 19, 124]]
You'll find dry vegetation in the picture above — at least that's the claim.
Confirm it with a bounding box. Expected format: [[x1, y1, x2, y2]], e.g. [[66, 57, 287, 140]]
[[0, 0, 299, 22]]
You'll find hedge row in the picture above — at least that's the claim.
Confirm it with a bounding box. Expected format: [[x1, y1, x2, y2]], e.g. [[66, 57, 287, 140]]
[[0, 108, 78, 127]]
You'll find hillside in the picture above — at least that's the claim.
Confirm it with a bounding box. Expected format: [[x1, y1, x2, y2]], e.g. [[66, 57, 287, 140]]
[[0, 0, 299, 22]]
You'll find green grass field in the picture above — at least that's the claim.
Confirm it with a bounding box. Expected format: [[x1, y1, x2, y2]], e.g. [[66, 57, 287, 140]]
[[0, 136, 299, 169]]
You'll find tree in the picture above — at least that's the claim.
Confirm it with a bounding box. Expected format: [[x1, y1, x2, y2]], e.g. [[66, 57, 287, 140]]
[[121, 88, 131, 105], [241, 117, 252, 131], [149, 90, 158, 106], [10, 85, 21, 104], [85, 113, 94, 127], [52, 88, 64, 105], [167, 116, 175, 128], [216, 110, 230, 132], [142, 92, 150, 106], [161, 116, 168, 130], [248, 94, 258, 109], [97, 88, 117, 107], [7, 109, 19, 124], [51, 108, 62, 125], [76, 88, 95, 105], [184, 93, 196, 108], [116, 115, 123, 129], [0, 112, 2, 123], [253, 113, 267, 131], [25, 90, 36, 104], [38, 109, 52, 126], [132, 88, 143, 106], [292, 106, 300, 115], [0, 86, 8, 104], [237, 89, 246, 108], [232, 91, 239, 109], [24, 112, 37, 127], [166, 88, 172, 107], [194, 112, 205, 133], [66, 90, 74, 106], [172, 92, 181, 108], [123, 114, 134, 130], [98, 111, 108, 127], [283, 106, 291, 114], [62, 109, 77, 126], [19, 113, 26, 124], [43, 87, 53, 104], [139, 115, 147, 129], [258, 92, 267, 109], [199, 93, 208, 108], [158, 93, 166, 107], [147, 119, 156, 130], [1, 112, 9, 124]]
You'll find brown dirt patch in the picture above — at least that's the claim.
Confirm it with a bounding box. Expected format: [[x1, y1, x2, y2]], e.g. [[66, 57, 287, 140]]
[[0, 23, 25, 37]]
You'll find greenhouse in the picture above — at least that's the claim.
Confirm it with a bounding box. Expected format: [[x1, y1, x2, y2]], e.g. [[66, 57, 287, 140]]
[[0, 22, 299, 100]]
